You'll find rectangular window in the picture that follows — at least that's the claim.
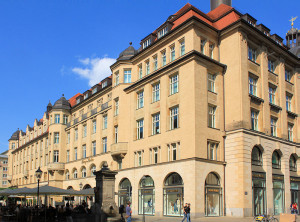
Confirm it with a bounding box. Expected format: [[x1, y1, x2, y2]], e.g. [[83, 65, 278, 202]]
[[162, 51, 166, 66], [92, 120, 97, 134], [153, 148, 158, 164], [201, 39, 206, 54], [114, 98, 119, 116], [83, 125, 87, 137], [269, 86, 276, 104], [153, 56, 158, 71], [208, 74, 216, 92], [84, 93, 88, 99], [251, 110, 259, 131], [170, 46, 175, 61], [288, 124, 294, 141], [270, 117, 277, 137], [66, 150, 70, 162], [82, 145, 86, 158], [54, 133, 59, 144], [45, 154, 48, 166], [146, 61, 150, 75], [103, 115, 108, 129], [124, 70, 131, 83], [170, 74, 179, 95], [152, 113, 160, 135], [92, 141, 96, 156], [138, 151, 143, 166], [53, 150, 59, 163], [170, 106, 179, 130], [285, 69, 291, 82], [286, 94, 292, 111], [137, 90, 144, 109], [152, 83, 160, 103], [102, 137, 107, 153], [209, 44, 214, 58], [54, 114, 60, 124], [207, 141, 218, 160], [114, 126, 118, 143], [75, 129, 78, 141], [180, 40, 185, 56], [143, 38, 151, 49], [158, 26, 168, 38], [248, 46, 257, 62], [102, 81, 107, 88], [168, 143, 179, 161], [74, 148, 78, 160], [92, 87, 97, 94], [249, 76, 257, 96], [208, 106, 216, 128], [268, 60, 275, 72], [63, 114, 68, 124], [138, 65, 143, 79], [137, 119, 144, 139], [115, 72, 119, 86]]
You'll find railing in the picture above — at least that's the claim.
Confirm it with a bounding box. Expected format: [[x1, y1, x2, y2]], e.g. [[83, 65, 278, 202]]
[[74, 118, 79, 125], [111, 143, 128, 159], [47, 162, 65, 171], [66, 122, 71, 128], [91, 108, 97, 116], [101, 102, 108, 111], [82, 113, 87, 121]]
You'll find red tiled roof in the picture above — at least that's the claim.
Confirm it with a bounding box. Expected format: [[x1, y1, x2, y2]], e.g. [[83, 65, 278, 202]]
[[213, 11, 240, 29], [207, 4, 233, 20], [69, 93, 82, 107], [174, 3, 192, 16]]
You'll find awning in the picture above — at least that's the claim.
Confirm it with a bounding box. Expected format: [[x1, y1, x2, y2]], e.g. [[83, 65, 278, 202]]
[[73, 188, 94, 196]]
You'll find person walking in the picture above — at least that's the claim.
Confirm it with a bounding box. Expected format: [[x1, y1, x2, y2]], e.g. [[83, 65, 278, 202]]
[[125, 201, 132, 222], [65, 203, 73, 222], [182, 203, 191, 222]]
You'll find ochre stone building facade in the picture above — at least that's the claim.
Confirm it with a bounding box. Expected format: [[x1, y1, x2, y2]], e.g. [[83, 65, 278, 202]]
[[7, 0, 300, 218]]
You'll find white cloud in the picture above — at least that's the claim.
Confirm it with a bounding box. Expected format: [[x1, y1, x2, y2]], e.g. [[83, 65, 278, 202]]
[[72, 56, 116, 86]]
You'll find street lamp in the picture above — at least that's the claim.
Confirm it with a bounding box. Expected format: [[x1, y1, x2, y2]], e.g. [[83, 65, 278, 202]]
[[35, 167, 43, 210], [141, 176, 146, 222], [79, 182, 83, 205]]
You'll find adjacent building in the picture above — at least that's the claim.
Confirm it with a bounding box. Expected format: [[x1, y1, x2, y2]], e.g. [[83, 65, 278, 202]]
[[7, 0, 300, 218], [0, 151, 8, 188]]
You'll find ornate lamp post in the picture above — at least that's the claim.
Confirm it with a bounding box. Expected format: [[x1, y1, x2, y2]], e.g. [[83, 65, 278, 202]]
[[35, 167, 43, 215], [79, 182, 83, 205]]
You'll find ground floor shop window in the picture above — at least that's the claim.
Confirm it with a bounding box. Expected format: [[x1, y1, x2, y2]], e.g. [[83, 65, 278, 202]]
[[163, 173, 184, 216], [118, 178, 132, 206], [205, 172, 223, 217], [273, 175, 284, 215], [139, 176, 155, 215], [290, 177, 300, 211], [252, 172, 266, 216]]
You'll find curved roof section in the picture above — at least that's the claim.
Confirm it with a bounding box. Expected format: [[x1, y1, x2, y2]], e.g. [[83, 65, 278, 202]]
[[117, 43, 138, 61], [9, 130, 20, 141], [52, 95, 71, 110]]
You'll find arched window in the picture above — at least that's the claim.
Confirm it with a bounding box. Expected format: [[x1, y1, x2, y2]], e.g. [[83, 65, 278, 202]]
[[73, 169, 78, 179], [205, 173, 222, 217], [252, 146, 262, 165], [163, 173, 184, 217], [83, 184, 91, 189], [272, 151, 281, 169], [290, 155, 297, 171], [139, 176, 155, 215], [65, 170, 70, 180], [81, 167, 87, 178], [90, 165, 96, 176], [118, 178, 132, 206]]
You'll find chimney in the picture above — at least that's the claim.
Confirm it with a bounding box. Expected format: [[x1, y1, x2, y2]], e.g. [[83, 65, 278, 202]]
[[211, 0, 232, 11]]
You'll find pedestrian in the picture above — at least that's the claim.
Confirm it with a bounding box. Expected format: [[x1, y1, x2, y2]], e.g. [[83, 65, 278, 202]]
[[182, 203, 191, 222], [125, 201, 132, 222], [65, 203, 73, 222]]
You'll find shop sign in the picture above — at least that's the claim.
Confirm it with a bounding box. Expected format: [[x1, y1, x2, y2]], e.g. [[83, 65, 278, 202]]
[[119, 190, 128, 195], [252, 172, 266, 179], [166, 188, 182, 193], [207, 188, 220, 193], [142, 189, 153, 194], [272, 175, 284, 181], [290, 177, 300, 182]]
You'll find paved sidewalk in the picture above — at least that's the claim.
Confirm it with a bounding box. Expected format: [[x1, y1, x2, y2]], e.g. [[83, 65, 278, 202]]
[[132, 215, 300, 222]]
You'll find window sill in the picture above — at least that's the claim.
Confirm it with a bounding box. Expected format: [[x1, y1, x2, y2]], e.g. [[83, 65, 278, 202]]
[[207, 126, 220, 130], [270, 103, 282, 111], [287, 111, 297, 118], [268, 70, 278, 76], [166, 127, 180, 132], [249, 94, 264, 104], [151, 100, 160, 104], [248, 59, 260, 66], [149, 133, 160, 137], [208, 90, 217, 95], [136, 107, 144, 110], [285, 80, 294, 85], [169, 92, 179, 97]]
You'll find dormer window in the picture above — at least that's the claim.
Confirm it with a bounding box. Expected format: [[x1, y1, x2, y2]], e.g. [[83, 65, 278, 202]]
[[248, 19, 256, 27], [102, 81, 107, 88], [143, 38, 151, 49], [158, 26, 168, 39], [92, 88, 97, 94], [84, 94, 88, 99], [76, 98, 80, 104], [263, 31, 269, 36]]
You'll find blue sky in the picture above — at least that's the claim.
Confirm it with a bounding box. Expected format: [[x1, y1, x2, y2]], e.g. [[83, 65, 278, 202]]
[[0, 0, 299, 152]]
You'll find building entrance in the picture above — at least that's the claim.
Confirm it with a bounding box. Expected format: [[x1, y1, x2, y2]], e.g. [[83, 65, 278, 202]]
[[252, 172, 266, 216], [273, 175, 284, 215]]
